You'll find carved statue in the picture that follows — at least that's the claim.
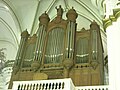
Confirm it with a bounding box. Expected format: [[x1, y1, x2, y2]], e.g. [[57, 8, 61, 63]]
[[55, 5, 63, 17]]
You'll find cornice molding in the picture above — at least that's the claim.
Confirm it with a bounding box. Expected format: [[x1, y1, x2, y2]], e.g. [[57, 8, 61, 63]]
[[103, 8, 120, 31]]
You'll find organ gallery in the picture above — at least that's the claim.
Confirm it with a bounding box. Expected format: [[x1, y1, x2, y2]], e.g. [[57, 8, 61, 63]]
[[9, 6, 104, 89]]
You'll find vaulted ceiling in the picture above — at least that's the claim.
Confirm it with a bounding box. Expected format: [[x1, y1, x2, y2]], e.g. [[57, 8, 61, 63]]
[[0, 0, 107, 61]]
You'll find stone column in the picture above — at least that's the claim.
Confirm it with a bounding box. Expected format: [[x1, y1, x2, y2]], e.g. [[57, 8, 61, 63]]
[[104, 9, 120, 89]]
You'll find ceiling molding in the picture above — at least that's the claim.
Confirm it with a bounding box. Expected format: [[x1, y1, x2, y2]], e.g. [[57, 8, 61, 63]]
[[30, 0, 57, 35], [75, 0, 102, 26], [0, 0, 22, 33], [30, 1, 41, 35], [46, 0, 57, 13], [64, 0, 70, 10], [0, 17, 19, 46], [0, 39, 18, 50], [77, 11, 93, 22]]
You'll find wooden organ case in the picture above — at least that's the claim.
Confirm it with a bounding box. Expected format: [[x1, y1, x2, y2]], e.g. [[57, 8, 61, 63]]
[[9, 6, 104, 89]]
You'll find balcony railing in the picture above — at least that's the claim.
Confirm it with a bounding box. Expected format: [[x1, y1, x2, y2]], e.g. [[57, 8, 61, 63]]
[[12, 78, 75, 90], [76, 85, 109, 90], [12, 78, 109, 90]]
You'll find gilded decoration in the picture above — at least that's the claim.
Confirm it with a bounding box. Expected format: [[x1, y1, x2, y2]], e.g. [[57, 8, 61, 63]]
[[103, 8, 120, 30]]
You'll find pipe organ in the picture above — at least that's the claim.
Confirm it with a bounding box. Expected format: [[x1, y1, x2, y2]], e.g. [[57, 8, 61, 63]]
[[9, 6, 104, 89]]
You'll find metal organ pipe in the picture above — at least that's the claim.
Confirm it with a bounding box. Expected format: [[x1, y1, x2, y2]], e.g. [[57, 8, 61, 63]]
[[57, 29, 61, 62], [51, 29, 55, 63], [16, 38, 23, 61], [65, 21, 76, 59], [45, 28, 64, 64], [66, 22, 71, 58], [33, 25, 42, 61], [18, 39, 25, 59], [15, 30, 29, 66], [90, 21, 99, 61], [37, 25, 45, 60], [92, 30, 98, 60], [70, 22, 76, 58], [55, 28, 59, 63], [54, 30, 56, 63], [65, 7, 78, 59], [38, 26, 46, 61], [33, 25, 46, 62], [50, 31, 53, 62], [58, 29, 62, 60], [89, 21, 100, 69], [33, 11, 50, 63]]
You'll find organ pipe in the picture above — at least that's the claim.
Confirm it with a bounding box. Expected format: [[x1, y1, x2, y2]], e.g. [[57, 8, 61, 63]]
[[45, 28, 64, 64], [33, 25, 45, 61], [15, 38, 23, 61], [90, 21, 100, 69], [76, 38, 89, 63], [65, 7, 78, 59], [15, 30, 29, 66], [38, 26, 46, 61], [69, 22, 76, 58], [33, 12, 50, 62], [91, 30, 98, 60]]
